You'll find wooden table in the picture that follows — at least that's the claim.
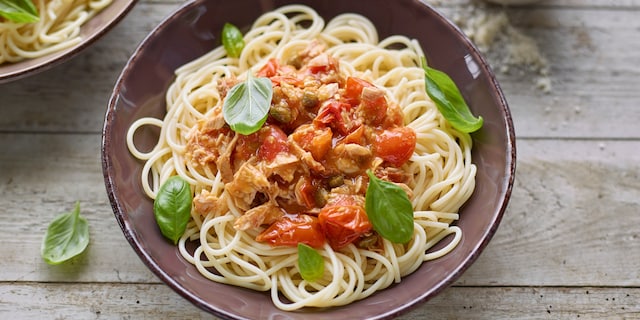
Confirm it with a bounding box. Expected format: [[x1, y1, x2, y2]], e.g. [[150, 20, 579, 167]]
[[1, 0, 639, 318]]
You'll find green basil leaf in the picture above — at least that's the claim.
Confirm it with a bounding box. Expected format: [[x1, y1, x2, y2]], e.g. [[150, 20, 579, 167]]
[[41, 202, 89, 265], [223, 73, 273, 135], [365, 170, 414, 244], [0, 0, 39, 23], [222, 22, 245, 58], [298, 243, 324, 282], [421, 57, 483, 133], [153, 176, 192, 244]]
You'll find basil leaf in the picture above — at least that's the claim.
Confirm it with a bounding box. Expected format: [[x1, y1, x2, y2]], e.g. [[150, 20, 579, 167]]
[[365, 170, 414, 244], [298, 243, 324, 282], [223, 73, 273, 135], [41, 202, 89, 265], [153, 176, 192, 244], [421, 57, 483, 133], [0, 0, 39, 23], [222, 22, 245, 58]]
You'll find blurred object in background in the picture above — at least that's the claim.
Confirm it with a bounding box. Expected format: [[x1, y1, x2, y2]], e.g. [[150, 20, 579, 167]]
[[452, 1, 551, 92], [484, 0, 541, 5]]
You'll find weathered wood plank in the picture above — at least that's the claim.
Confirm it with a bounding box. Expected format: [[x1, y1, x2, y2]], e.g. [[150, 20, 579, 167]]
[[498, 7, 640, 139], [1, 133, 639, 287], [1, 0, 639, 318], [461, 138, 640, 286], [1, 283, 638, 319], [1, 4, 639, 140], [0, 133, 156, 283]]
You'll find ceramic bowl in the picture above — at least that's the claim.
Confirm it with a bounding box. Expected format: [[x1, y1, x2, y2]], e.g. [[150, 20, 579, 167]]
[[0, 0, 137, 83], [102, 0, 516, 318]]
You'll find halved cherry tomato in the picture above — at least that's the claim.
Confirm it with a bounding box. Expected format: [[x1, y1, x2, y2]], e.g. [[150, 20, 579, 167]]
[[257, 58, 279, 78], [256, 215, 325, 248], [373, 127, 417, 167], [318, 195, 372, 250], [343, 77, 373, 106], [258, 125, 289, 162]]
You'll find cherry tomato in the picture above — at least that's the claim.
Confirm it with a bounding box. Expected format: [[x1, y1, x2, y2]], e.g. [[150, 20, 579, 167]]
[[256, 215, 325, 248], [318, 195, 372, 250], [373, 127, 417, 167], [257, 58, 279, 78], [258, 125, 289, 162], [343, 77, 373, 106]]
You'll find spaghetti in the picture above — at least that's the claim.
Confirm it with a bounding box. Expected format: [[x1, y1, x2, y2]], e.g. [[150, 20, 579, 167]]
[[0, 0, 112, 64], [127, 4, 476, 311]]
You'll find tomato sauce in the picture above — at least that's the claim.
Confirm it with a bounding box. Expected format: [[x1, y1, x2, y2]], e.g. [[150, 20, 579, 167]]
[[188, 42, 417, 250]]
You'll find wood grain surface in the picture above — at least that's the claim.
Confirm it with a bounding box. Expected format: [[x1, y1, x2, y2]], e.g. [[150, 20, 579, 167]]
[[1, 0, 638, 319]]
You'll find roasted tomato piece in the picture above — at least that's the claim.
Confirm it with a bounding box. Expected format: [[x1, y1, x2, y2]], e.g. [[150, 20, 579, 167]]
[[359, 86, 388, 126], [297, 177, 329, 209], [373, 127, 417, 167], [307, 53, 339, 75], [341, 125, 365, 145], [313, 99, 355, 136], [291, 124, 333, 161], [270, 75, 304, 87], [256, 214, 325, 248], [298, 177, 317, 209], [257, 58, 280, 78], [233, 132, 260, 163], [343, 76, 374, 106], [344, 77, 388, 126], [318, 195, 372, 250], [258, 125, 289, 161], [383, 102, 404, 128]]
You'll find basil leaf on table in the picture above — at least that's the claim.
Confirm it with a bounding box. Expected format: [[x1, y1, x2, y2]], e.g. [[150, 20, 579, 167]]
[[222, 22, 245, 58], [41, 202, 90, 265], [223, 72, 273, 135], [154, 176, 192, 244], [421, 57, 483, 133], [365, 170, 414, 244], [298, 243, 324, 282], [0, 0, 39, 23]]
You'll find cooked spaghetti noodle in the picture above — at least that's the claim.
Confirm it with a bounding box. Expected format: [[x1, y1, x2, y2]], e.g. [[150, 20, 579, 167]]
[[127, 4, 476, 310], [0, 0, 112, 64]]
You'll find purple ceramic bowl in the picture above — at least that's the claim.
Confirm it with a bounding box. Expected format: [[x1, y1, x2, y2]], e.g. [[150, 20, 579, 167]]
[[102, 0, 516, 319], [0, 0, 137, 84]]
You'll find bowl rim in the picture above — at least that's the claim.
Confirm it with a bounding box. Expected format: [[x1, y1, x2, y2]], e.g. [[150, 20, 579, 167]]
[[102, 0, 517, 318], [0, 0, 139, 84]]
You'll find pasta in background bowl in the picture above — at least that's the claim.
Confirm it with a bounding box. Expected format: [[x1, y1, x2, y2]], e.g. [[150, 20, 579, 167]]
[[0, 0, 137, 83], [102, 0, 516, 319]]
